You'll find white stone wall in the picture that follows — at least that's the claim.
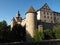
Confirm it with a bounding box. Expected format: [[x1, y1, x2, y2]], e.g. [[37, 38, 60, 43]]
[[21, 19, 26, 27], [17, 22, 21, 24], [37, 10, 54, 23], [37, 11, 40, 20], [38, 25, 43, 32], [26, 13, 36, 40]]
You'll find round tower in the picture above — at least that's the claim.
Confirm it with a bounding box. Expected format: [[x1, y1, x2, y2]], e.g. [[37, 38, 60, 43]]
[[26, 6, 37, 41], [11, 17, 16, 30], [16, 11, 22, 24]]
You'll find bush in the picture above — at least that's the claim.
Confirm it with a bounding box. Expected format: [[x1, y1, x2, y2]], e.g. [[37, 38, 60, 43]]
[[53, 26, 60, 39], [44, 29, 54, 40], [33, 30, 44, 41]]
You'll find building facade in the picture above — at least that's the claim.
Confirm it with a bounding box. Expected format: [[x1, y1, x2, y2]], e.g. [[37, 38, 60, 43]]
[[37, 3, 54, 23], [53, 11, 60, 23]]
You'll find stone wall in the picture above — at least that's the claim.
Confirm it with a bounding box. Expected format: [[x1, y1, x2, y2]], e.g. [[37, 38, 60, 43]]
[[38, 22, 60, 30], [1, 40, 60, 45]]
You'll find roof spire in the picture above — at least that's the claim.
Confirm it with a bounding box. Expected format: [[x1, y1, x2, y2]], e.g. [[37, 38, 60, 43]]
[[16, 10, 20, 17], [11, 17, 16, 22], [18, 10, 20, 15], [12, 17, 15, 20], [26, 6, 35, 14]]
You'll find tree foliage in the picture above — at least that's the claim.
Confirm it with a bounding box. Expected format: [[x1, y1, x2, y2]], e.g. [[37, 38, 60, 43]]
[[0, 21, 26, 43], [11, 24, 26, 42], [0, 20, 7, 30], [34, 30, 44, 41], [53, 26, 60, 39], [44, 29, 54, 40]]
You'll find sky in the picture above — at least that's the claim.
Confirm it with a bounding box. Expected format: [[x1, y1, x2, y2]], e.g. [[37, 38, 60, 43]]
[[0, 0, 60, 25]]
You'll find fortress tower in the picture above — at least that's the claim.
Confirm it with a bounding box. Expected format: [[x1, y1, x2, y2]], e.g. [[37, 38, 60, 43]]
[[25, 6, 37, 41]]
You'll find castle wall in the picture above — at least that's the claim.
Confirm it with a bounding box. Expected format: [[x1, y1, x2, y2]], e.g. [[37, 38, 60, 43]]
[[26, 13, 35, 37], [37, 11, 40, 20], [26, 13, 37, 41], [39, 22, 60, 30], [38, 25, 43, 32], [21, 19, 26, 27]]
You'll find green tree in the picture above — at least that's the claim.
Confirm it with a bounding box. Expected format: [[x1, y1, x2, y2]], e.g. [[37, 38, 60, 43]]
[[44, 29, 54, 39], [0, 20, 8, 42], [53, 26, 60, 39], [33, 30, 44, 41], [0, 20, 7, 30]]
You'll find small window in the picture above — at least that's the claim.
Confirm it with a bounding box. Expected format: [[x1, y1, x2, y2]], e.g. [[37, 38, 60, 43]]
[[51, 17, 52, 19], [54, 13, 55, 15], [44, 12, 45, 14], [47, 16, 49, 18], [44, 16, 46, 18], [50, 13, 52, 15], [44, 8, 45, 10], [54, 17, 56, 19], [57, 18, 59, 20]]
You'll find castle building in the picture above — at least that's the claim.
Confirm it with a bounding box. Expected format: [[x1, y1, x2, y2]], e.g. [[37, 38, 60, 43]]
[[37, 3, 54, 23], [10, 3, 60, 41]]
